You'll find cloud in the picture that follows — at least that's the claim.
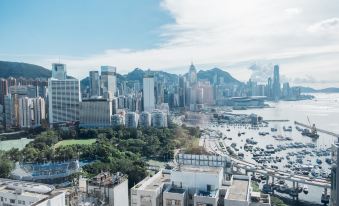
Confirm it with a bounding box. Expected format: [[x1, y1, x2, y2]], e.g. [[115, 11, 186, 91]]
[[285, 8, 302, 15], [308, 18, 339, 33], [2, 0, 339, 87]]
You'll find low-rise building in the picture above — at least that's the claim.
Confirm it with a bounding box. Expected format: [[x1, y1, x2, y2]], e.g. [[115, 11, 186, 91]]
[[151, 110, 167, 128], [0, 178, 65, 206], [83, 172, 129, 206], [131, 165, 270, 206]]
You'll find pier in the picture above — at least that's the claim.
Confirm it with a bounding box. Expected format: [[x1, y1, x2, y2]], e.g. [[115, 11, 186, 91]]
[[295, 121, 339, 138]]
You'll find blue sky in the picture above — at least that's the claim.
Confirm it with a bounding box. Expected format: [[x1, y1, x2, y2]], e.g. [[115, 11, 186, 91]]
[[0, 0, 173, 56], [1, 0, 339, 88]]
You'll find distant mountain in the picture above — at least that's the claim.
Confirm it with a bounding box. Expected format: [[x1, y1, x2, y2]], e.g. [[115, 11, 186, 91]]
[[197, 67, 243, 85], [120, 68, 178, 84], [0, 61, 51, 79], [297, 86, 339, 93]]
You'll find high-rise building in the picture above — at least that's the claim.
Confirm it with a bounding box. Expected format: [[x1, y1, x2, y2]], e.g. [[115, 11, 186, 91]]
[[139, 111, 151, 128], [0, 78, 8, 107], [112, 113, 125, 128], [178, 75, 186, 107], [143, 75, 155, 112], [101, 66, 117, 98], [89, 71, 100, 97], [272, 65, 281, 100], [80, 98, 112, 128], [125, 112, 139, 128], [48, 63, 80, 125], [151, 110, 168, 128], [188, 63, 197, 85], [52, 63, 67, 80]]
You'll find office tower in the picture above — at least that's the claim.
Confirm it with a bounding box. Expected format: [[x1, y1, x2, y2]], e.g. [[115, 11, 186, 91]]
[[139, 111, 151, 128], [178, 75, 186, 107], [282, 82, 290, 98], [52, 63, 67, 80], [155, 82, 164, 105], [48, 63, 80, 125], [188, 63, 197, 85], [80, 98, 112, 128], [125, 112, 139, 128], [331, 143, 339, 206], [273, 65, 281, 100], [89, 71, 100, 97], [267, 77, 272, 98], [143, 75, 155, 112], [101, 66, 117, 98], [0, 78, 8, 107]]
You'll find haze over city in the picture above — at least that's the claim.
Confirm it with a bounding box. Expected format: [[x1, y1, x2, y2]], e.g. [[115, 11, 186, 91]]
[[1, 0, 339, 88]]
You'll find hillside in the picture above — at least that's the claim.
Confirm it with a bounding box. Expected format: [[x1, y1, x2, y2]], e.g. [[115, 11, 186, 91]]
[[0, 61, 51, 79], [197, 67, 242, 85], [297, 86, 339, 93]]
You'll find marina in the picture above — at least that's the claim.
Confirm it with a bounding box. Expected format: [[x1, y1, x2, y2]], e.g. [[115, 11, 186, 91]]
[[195, 93, 339, 204]]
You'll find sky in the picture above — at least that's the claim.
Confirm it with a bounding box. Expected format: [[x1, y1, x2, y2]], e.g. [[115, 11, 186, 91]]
[[1, 0, 339, 88]]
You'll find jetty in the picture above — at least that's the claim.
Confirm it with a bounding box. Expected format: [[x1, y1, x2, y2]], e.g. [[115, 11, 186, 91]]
[[294, 121, 339, 138]]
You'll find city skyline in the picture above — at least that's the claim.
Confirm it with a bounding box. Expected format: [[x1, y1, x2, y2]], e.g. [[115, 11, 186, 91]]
[[1, 0, 339, 88]]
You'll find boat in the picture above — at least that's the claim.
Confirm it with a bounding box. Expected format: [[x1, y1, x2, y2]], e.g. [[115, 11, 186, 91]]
[[316, 159, 322, 164], [321, 193, 330, 204], [325, 158, 332, 164], [238, 132, 241, 137], [303, 185, 308, 194], [271, 128, 277, 132]]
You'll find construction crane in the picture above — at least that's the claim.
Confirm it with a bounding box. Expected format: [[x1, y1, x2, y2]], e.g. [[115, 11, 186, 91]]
[[307, 116, 319, 138]]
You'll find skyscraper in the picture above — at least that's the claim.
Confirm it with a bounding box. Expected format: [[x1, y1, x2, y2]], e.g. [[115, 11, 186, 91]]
[[89, 71, 100, 97], [273, 65, 281, 100], [101, 66, 117, 99], [188, 63, 197, 85], [48, 63, 80, 125], [52, 63, 67, 80], [143, 75, 155, 112]]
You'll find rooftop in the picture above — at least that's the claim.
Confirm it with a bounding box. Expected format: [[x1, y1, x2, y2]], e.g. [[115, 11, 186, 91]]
[[132, 172, 170, 191], [167, 187, 186, 194], [227, 179, 249, 201], [0, 178, 55, 194], [175, 165, 223, 174]]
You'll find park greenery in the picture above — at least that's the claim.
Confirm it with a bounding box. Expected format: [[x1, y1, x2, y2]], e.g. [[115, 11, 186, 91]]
[[0, 124, 201, 187]]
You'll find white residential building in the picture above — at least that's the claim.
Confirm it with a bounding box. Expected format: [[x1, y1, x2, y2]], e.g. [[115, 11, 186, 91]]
[[151, 110, 167, 128], [143, 76, 155, 112], [18, 97, 45, 128], [48, 63, 80, 125], [140, 111, 151, 128], [0, 178, 65, 206], [112, 113, 125, 128], [125, 112, 139, 128], [80, 98, 112, 128]]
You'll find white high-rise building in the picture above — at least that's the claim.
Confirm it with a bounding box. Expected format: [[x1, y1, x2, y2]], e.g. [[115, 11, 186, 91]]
[[143, 75, 155, 112], [18, 97, 45, 128], [48, 63, 80, 125], [139, 111, 151, 128], [101, 66, 117, 99], [151, 110, 167, 128], [125, 112, 139, 128]]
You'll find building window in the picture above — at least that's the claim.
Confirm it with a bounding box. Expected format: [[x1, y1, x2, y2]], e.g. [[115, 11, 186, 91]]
[[10, 199, 15, 204]]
